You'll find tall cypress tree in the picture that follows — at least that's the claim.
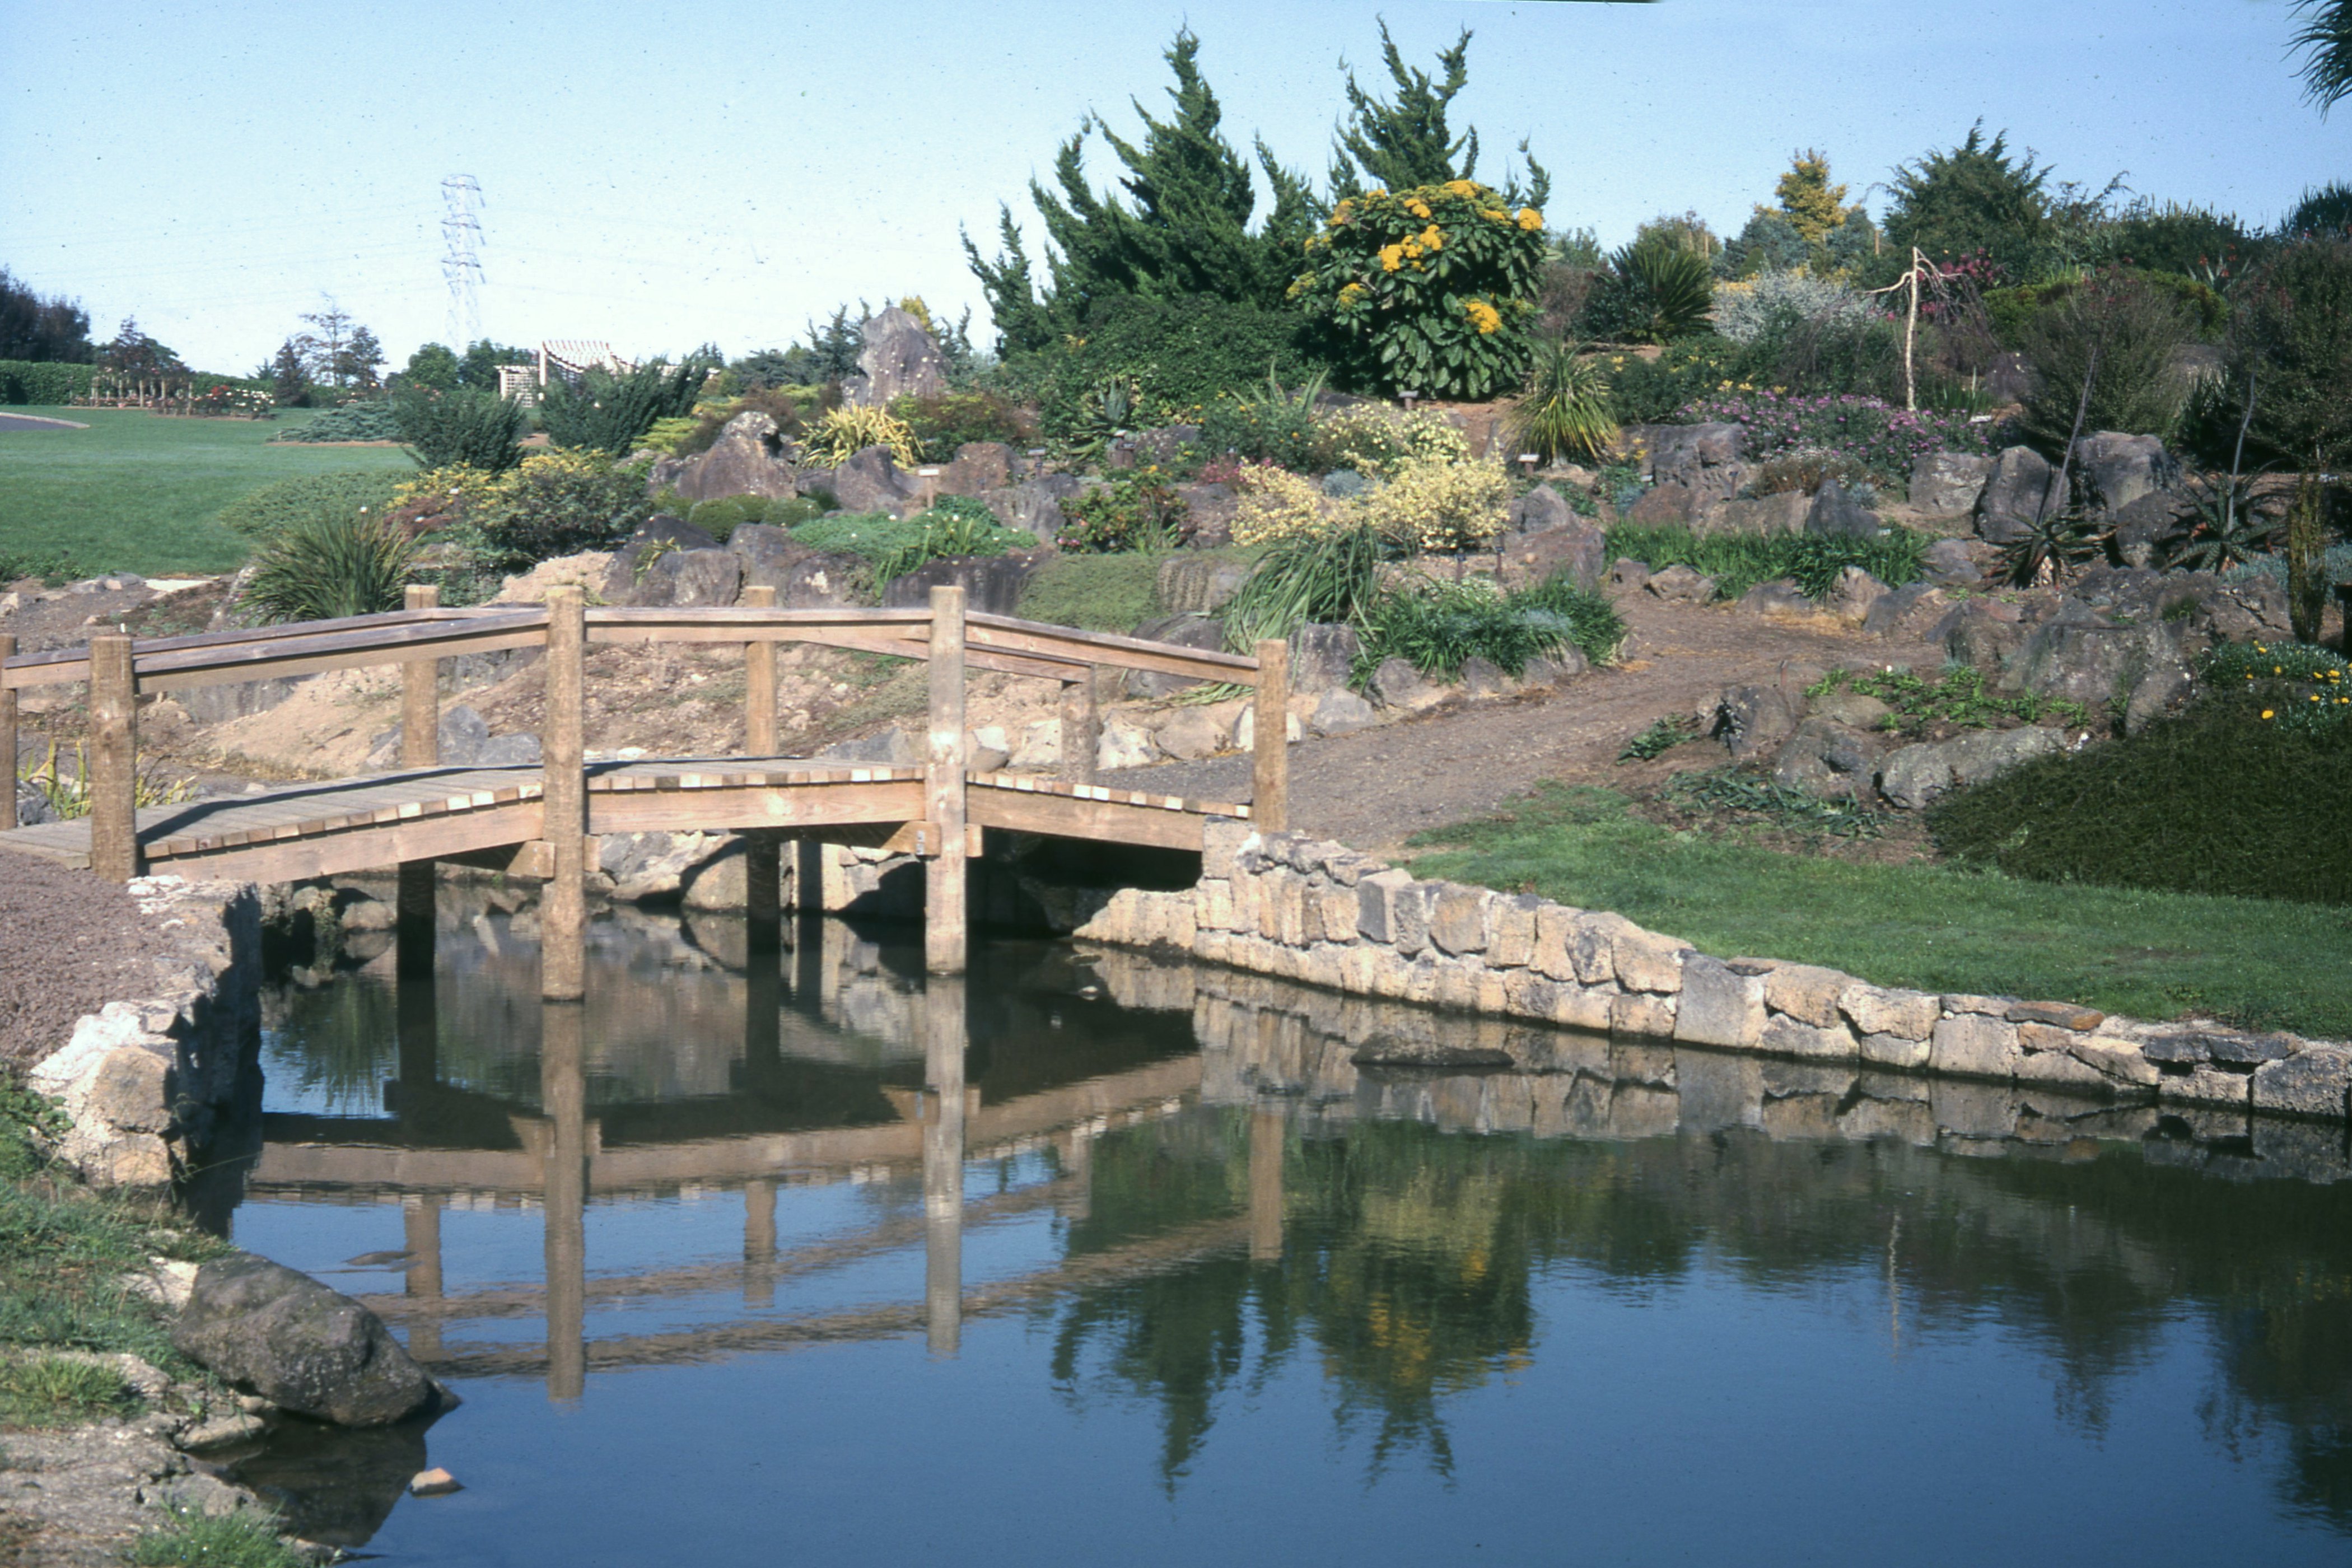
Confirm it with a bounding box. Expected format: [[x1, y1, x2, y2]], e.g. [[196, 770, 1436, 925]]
[[1326, 23, 1548, 210], [964, 29, 1318, 353]]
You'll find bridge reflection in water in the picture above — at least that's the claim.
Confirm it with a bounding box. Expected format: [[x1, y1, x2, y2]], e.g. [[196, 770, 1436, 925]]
[[222, 896, 2352, 1557]]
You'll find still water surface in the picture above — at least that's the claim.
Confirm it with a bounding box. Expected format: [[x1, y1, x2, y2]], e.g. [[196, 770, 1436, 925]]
[[212, 894, 2352, 1565]]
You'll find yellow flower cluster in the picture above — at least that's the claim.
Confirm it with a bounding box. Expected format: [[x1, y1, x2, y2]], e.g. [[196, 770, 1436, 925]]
[[1338, 281, 1369, 304], [1407, 198, 1433, 220], [1379, 243, 1407, 273], [1516, 208, 1544, 232], [1322, 406, 1471, 479], [1464, 299, 1503, 335], [1359, 456, 1513, 552], [1230, 466, 1345, 547], [1442, 179, 1482, 198]]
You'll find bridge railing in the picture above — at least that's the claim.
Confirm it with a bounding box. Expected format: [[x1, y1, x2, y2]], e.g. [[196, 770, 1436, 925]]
[[0, 587, 1291, 974]]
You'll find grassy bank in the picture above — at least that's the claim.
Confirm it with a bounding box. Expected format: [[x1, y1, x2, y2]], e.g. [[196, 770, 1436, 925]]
[[1406, 784, 2352, 1038], [0, 408, 413, 578]]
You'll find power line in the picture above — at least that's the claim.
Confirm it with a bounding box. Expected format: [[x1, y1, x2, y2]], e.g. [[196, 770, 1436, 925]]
[[441, 174, 484, 346]]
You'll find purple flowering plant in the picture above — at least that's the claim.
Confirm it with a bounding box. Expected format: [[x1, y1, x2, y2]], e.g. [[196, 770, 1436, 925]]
[[1676, 390, 1993, 491]]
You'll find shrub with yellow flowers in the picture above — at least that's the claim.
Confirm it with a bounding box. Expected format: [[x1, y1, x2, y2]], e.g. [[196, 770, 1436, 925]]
[[1357, 455, 1513, 553], [1230, 466, 1343, 547], [1290, 179, 1547, 400], [1318, 405, 1472, 479]]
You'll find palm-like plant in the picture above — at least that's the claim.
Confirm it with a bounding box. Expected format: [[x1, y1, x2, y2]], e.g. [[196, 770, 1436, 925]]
[[1617, 239, 1714, 343], [2293, 1, 2352, 115], [244, 512, 418, 623], [1506, 342, 1619, 463], [2166, 470, 2279, 572]]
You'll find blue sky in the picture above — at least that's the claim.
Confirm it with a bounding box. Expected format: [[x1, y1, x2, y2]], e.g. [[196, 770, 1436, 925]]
[[3, 1, 2343, 372]]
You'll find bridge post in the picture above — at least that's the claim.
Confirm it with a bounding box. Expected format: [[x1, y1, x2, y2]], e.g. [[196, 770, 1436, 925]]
[[541, 587, 588, 1002], [88, 633, 139, 881], [923, 974, 967, 1356], [925, 586, 968, 974], [1252, 637, 1289, 833], [742, 585, 782, 950], [1061, 666, 1103, 785], [1, 633, 16, 830], [399, 582, 441, 974]]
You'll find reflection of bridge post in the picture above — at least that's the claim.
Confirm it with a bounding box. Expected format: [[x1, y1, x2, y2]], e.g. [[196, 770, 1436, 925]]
[[743, 1179, 776, 1310], [1249, 1107, 1285, 1263], [923, 977, 967, 1356], [1056, 1127, 1093, 1222], [394, 968, 438, 1104], [403, 1195, 444, 1364], [541, 1000, 589, 1403]]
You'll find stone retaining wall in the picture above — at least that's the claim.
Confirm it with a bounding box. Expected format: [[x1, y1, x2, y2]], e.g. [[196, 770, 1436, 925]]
[[29, 876, 261, 1187], [1072, 820, 2352, 1127]]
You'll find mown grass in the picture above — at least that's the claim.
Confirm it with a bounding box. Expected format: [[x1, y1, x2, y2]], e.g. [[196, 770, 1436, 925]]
[[0, 407, 414, 578], [1407, 783, 2352, 1037]]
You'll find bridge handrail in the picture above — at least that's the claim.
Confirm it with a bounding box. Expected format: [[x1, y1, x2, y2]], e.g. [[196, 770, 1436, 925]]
[[2, 603, 1262, 690]]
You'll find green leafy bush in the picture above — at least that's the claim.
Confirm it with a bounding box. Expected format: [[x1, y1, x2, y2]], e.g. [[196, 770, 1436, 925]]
[[2227, 236, 2352, 470], [1598, 338, 1753, 423], [1057, 472, 1192, 552], [871, 497, 1032, 587], [392, 387, 527, 472], [0, 360, 94, 405], [242, 512, 416, 623], [1927, 690, 2352, 904], [539, 357, 715, 455], [268, 401, 402, 443], [890, 389, 1037, 460], [1604, 522, 1926, 600], [2198, 638, 2352, 732], [1620, 714, 1700, 760], [1291, 179, 1548, 398], [470, 449, 652, 570], [1021, 295, 1314, 437], [2015, 268, 2198, 454], [214, 470, 402, 539], [1195, 372, 1326, 469], [1578, 237, 1716, 344], [682, 493, 815, 543]]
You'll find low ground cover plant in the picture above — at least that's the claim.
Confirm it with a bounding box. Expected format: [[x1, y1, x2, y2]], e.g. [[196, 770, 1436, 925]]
[[1407, 782, 2352, 1035], [1658, 767, 1886, 841], [1810, 665, 2089, 735], [265, 401, 400, 444], [1057, 471, 1192, 553], [792, 497, 1032, 591], [1604, 522, 1926, 600], [1016, 553, 1166, 632], [1674, 390, 1991, 491]]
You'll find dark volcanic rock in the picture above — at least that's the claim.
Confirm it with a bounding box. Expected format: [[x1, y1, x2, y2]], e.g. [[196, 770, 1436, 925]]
[[173, 1255, 435, 1427]]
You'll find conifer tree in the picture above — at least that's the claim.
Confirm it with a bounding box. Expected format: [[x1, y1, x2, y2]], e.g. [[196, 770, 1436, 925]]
[[1774, 150, 1853, 246], [1326, 23, 1548, 211]]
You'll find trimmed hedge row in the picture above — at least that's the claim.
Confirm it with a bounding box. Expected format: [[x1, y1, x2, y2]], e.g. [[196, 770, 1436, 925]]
[[0, 360, 94, 405]]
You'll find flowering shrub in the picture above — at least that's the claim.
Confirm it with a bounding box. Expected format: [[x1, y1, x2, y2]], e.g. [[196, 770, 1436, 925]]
[[1057, 470, 1193, 553], [1231, 466, 1342, 546], [1712, 270, 1880, 346], [2201, 640, 2352, 734], [1359, 456, 1513, 553], [1318, 405, 1471, 479], [1290, 180, 1547, 399], [394, 450, 651, 574], [1674, 390, 1992, 490]]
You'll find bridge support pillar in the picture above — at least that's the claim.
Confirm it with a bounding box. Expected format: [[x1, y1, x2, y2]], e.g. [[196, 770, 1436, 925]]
[[1, 633, 16, 832], [925, 586, 969, 975], [923, 976, 967, 1356], [1252, 638, 1290, 833], [541, 587, 587, 1002], [745, 834, 781, 953], [88, 633, 139, 881]]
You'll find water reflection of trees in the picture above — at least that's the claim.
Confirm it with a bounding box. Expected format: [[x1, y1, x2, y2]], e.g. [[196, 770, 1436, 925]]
[[1049, 1109, 2352, 1523]]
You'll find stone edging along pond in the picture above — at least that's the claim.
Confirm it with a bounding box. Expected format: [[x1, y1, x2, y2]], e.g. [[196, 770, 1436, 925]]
[[1073, 820, 2352, 1129]]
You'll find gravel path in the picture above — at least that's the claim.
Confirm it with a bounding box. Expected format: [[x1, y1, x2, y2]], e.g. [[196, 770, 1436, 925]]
[[0, 848, 177, 1068], [1106, 592, 1942, 856]]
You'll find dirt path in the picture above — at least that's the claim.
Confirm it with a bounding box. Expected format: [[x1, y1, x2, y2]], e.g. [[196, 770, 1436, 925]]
[[1108, 591, 1943, 856], [0, 850, 178, 1067]]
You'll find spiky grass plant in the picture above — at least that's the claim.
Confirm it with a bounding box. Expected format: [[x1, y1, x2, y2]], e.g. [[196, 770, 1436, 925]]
[[1220, 526, 1389, 651], [242, 511, 417, 623], [1506, 342, 1620, 463], [797, 404, 922, 466]]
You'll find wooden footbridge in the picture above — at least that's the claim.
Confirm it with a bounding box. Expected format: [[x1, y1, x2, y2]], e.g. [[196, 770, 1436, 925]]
[[0, 585, 1291, 984]]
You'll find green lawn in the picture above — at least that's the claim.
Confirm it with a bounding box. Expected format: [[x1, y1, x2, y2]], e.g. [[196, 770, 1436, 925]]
[[1407, 784, 2352, 1038], [0, 407, 414, 577]]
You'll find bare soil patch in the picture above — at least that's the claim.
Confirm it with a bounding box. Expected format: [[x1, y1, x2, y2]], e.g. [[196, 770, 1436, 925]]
[[0, 850, 177, 1068]]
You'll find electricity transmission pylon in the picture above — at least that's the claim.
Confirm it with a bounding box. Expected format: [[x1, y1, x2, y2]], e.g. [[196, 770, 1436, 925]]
[[441, 175, 484, 348]]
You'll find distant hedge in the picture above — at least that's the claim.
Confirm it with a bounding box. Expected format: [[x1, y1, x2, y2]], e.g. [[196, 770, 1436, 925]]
[[0, 360, 94, 405], [1928, 696, 2352, 906]]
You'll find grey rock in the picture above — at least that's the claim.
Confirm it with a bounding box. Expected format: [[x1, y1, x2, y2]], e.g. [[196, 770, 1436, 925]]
[[1461, 656, 1515, 697], [1864, 581, 1951, 641], [179, 674, 305, 725], [1369, 656, 1441, 710], [1126, 612, 1227, 697], [1909, 450, 1996, 515], [1132, 425, 1200, 466], [1351, 1035, 1514, 1070], [632, 547, 743, 608], [2001, 612, 2181, 711], [2111, 489, 2195, 568], [1289, 623, 1360, 694], [880, 553, 1036, 617], [1772, 717, 1884, 798], [1310, 688, 1379, 736], [1509, 484, 1575, 534], [1805, 479, 1880, 540], [172, 1254, 435, 1426], [1608, 558, 1651, 591], [661, 412, 799, 502], [2123, 655, 2193, 734], [979, 474, 1084, 544], [604, 516, 721, 601], [1810, 687, 1890, 729], [15, 777, 58, 827], [1504, 515, 1608, 589], [1711, 684, 1798, 760], [1739, 578, 1815, 619], [474, 732, 542, 766], [2252, 1047, 2352, 1120], [435, 705, 490, 765], [1157, 553, 1253, 615], [1931, 598, 2026, 669], [1877, 726, 2064, 810], [741, 544, 869, 609], [938, 442, 1015, 496], [1644, 563, 1717, 603], [831, 445, 922, 516], [1626, 482, 1700, 525], [1520, 647, 1587, 686], [2071, 431, 2178, 517], [1637, 421, 1749, 501], [839, 305, 944, 408], [818, 729, 920, 768], [1975, 446, 2064, 545], [1696, 491, 1810, 537], [1826, 566, 1890, 623], [1920, 536, 1987, 586]]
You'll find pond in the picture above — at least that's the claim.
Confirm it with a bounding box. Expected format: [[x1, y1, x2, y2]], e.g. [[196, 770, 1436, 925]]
[[204, 888, 2352, 1566]]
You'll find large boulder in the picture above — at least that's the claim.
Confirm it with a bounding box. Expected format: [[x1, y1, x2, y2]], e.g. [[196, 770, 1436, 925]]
[[1158, 553, 1253, 615], [937, 442, 1016, 496], [1289, 623, 1361, 694], [2110, 490, 2195, 568], [1695, 492, 1809, 537], [831, 446, 922, 517], [839, 306, 945, 408], [1625, 483, 1700, 525], [1805, 479, 1881, 540], [657, 412, 800, 503], [172, 1255, 436, 1427], [1919, 536, 1989, 586], [1863, 582, 1954, 642], [604, 515, 720, 600], [1772, 718, 1885, 799], [2071, 432, 2178, 517], [1931, 598, 2028, 670], [1508, 484, 1576, 534], [1504, 515, 1608, 589], [629, 547, 743, 608], [1975, 446, 2064, 545], [1877, 727, 2064, 811], [1173, 482, 1239, 545], [1126, 612, 1228, 698], [1636, 422, 1749, 503], [879, 553, 1038, 617], [979, 475, 1084, 544], [1707, 684, 1799, 760], [1909, 450, 1996, 516]]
